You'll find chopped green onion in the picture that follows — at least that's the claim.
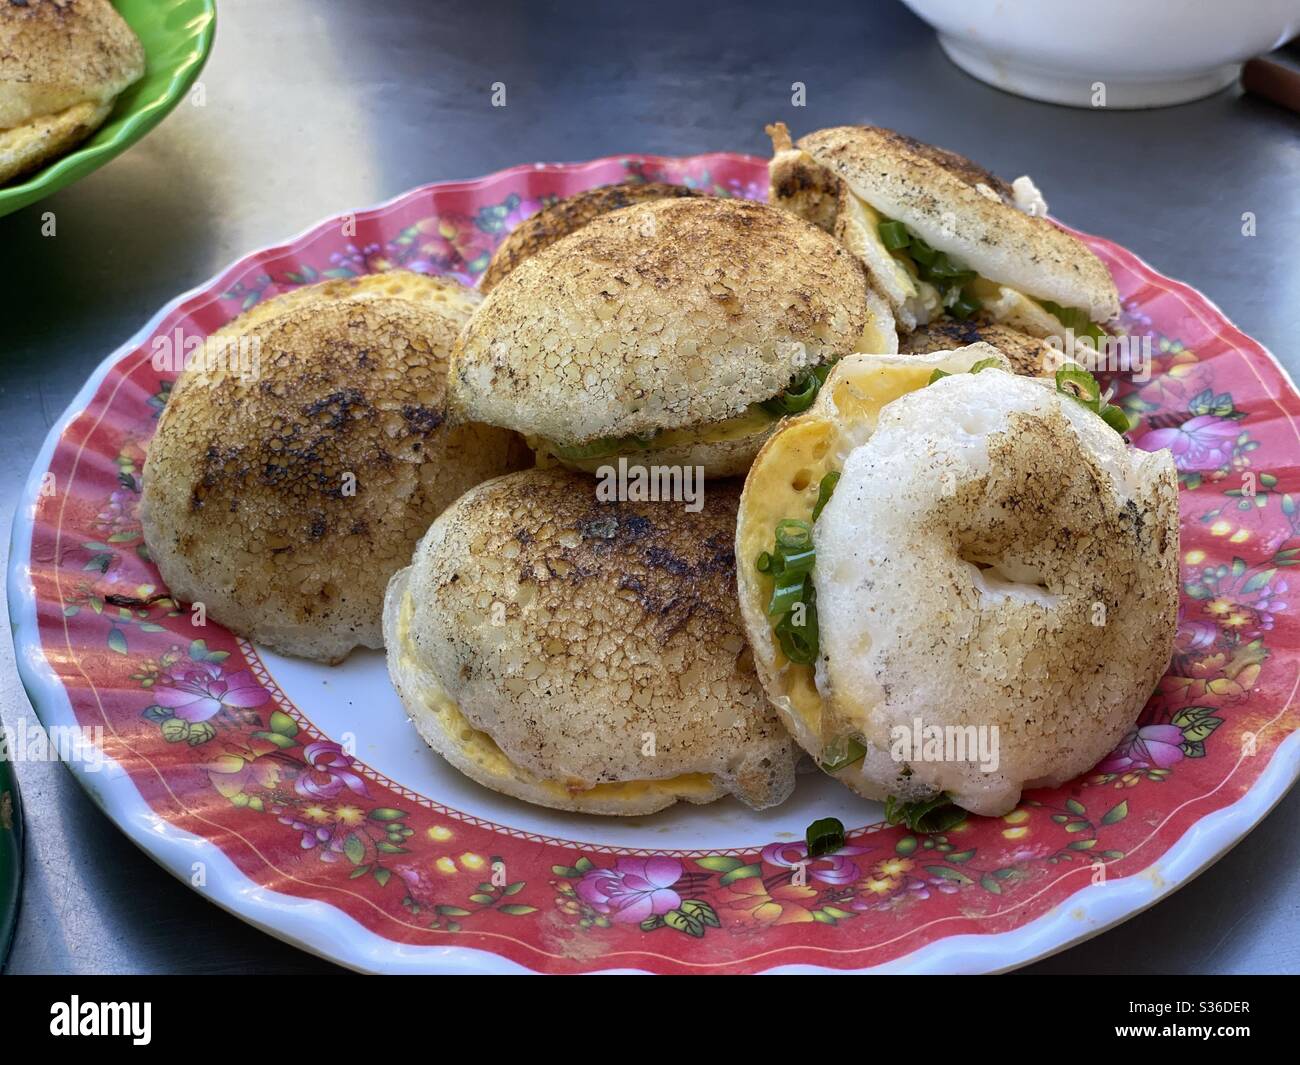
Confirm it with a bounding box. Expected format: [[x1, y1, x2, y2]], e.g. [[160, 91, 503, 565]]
[[908, 236, 938, 267], [1055, 366, 1132, 437], [928, 368, 951, 385], [1101, 404, 1135, 435], [775, 518, 812, 551], [782, 371, 820, 413], [926, 255, 972, 282], [1055, 366, 1102, 409], [878, 219, 911, 250], [949, 293, 982, 320], [884, 793, 967, 834], [756, 551, 772, 573], [820, 736, 867, 773], [767, 575, 805, 618], [805, 816, 847, 858], [763, 362, 837, 417], [776, 609, 818, 664], [779, 545, 816, 577], [811, 470, 840, 522], [968, 357, 1002, 374]]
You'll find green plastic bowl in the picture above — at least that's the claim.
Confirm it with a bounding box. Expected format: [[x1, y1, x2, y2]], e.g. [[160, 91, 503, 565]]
[[0, 0, 216, 219]]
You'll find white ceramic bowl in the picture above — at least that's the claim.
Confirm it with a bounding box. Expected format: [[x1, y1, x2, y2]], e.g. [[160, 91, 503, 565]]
[[900, 0, 1300, 108]]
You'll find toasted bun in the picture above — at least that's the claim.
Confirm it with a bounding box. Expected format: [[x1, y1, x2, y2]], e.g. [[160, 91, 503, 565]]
[[771, 124, 1120, 325], [0, 0, 144, 130], [900, 317, 1057, 377], [141, 272, 526, 663], [479, 182, 701, 292], [384, 468, 798, 814], [737, 346, 1011, 763], [0, 98, 110, 184], [738, 354, 1178, 816], [450, 196, 893, 461]]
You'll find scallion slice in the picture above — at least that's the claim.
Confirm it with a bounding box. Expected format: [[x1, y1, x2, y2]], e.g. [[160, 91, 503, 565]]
[[1055, 366, 1101, 409], [779, 545, 816, 577], [820, 736, 867, 773], [949, 293, 982, 320], [805, 816, 846, 858], [878, 219, 911, 250], [811, 470, 840, 522], [775, 518, 812, 551], [1101, 404, 1135, 435], [767, 575, 805, 618], [776, 611, 818, 664], [884, 793, 967, 834]]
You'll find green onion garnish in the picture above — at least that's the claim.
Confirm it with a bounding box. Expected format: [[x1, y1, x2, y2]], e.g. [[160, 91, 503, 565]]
[[782, 372, 820, 413], [1039, 299, 1106, 343], [884, 794, 967, 834], [805, 816, 846, 858], [928, 368, 951, 385], [820, 736, 867, 773], [877, 219, 987, 323], [1055, 366, 1101, 408], [908, 235, 938, 267], [926, 256, 973, 283], [779, 545, 816, 577], [877, 220, 911, 250], [1101, 404, 1136, 435], [762, 359, 841, 417], [968, 357, 1002, 374], [811, 470, 840, 522], [758, 502, 833, 667], [776, 608, 819, 664], [1054, 366, 1133, 437], [775, 518, 812, 551], [767, 575, 806, 618]]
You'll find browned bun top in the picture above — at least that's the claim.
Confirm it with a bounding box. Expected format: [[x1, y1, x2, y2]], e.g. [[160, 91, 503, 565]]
[[479, 181, 701, 292], [391, 467, 797, 807], [140, 272, 525, 662], [452, 195, 877, 445]]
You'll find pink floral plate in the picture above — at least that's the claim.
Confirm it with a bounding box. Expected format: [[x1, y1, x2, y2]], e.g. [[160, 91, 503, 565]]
[[9, 154, 1300, 974]]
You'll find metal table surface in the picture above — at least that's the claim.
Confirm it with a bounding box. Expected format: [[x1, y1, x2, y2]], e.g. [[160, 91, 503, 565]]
[[2, 0, 1298, 976]]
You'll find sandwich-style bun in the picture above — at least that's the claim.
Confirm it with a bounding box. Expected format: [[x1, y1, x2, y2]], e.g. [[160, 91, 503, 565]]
[[384, 468, 798, 815], [768, 124, 1121, 328], [479, 181, 701, 292], [0, 0, 144, 183], [737, 345, 1012, 768], [141, 272, 526, 664], [737, 349, 1178, 816], [451, 196, 895, 477], [900, 317, 1057, 377]]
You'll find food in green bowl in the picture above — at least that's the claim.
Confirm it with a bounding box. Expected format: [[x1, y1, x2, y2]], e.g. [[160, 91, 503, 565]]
[[0, 0, 215, 217]]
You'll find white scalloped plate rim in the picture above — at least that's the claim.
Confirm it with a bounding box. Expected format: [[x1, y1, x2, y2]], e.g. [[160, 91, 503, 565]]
[[8, 159, 1300, 974]]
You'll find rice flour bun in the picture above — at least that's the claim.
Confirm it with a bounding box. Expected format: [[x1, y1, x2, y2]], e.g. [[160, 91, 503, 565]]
[[141, 271, 526, 663], [450, 195, 896, 478], [736, 347, 1178, 816], [384, 467, 799, 815]]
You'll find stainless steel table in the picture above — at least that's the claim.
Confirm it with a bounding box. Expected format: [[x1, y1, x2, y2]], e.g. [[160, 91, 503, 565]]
[[2, 0, 1298, 975]]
